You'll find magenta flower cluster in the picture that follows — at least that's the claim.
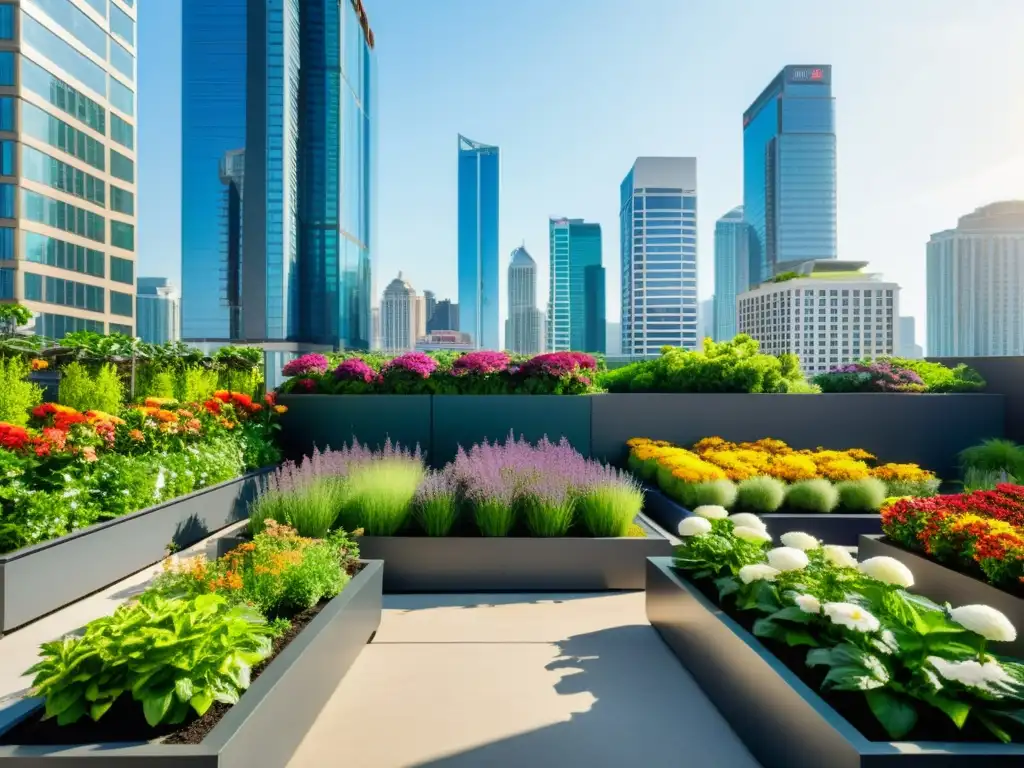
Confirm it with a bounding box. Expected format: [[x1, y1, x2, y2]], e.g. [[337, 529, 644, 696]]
[[518, 351, 596, 378], [382, 351, 438, 379], [282, 353, 330, 377], [334, 358, 377, 383], [452, 350, 510, 375], [819, 361, 924, 392]]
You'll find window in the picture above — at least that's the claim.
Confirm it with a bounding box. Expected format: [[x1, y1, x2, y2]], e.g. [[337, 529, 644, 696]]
[[111, 220, 133, 250], [110, 114, 133, 149], [21, 144, 106, 206], [35, 312, 103, 338], [109, 254, 133, 284], [109, 77, 134, 116], [0, 52, 13, 86], [24, 271, 42, 301], [0, 98, 12, 130], [645, 196, 683, 210], [44, 275, 104, 312], [21, 102, 105, 171], [22, 188, 105, 242], [109, 322, 132, 335], [20, 56, 106, 133], [110, 2, 133, 44], [0, 5, 13, 39], [0, 141, 13, 176], [25, 232, 105, 276], [27, 0, 107, 58], [0, 268, 12, 299], [0, 227, 12, 258], [110, 289, 132, 317], [20, 11, 106, 97], [110, 185, 133, 214], [110, 149, 134, 182], [83, 0, 106, 17], [0, 183, 13, 218], [110, 40, 134, 81]]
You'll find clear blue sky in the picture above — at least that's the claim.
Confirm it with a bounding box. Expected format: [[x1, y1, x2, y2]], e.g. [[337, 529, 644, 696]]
[[140, 0, 1024, 344]]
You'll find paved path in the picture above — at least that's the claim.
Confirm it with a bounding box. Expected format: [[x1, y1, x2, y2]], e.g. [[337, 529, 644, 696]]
[[288, 591, 761, 768]]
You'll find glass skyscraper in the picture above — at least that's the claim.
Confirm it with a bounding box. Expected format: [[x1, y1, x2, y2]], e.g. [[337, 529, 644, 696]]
[[181, 0, 375, 349], [713, 205, 749, 341], [457, 135, 499, 350], [743, 65, 837, 287], [619, 158, 698, 356], [136, 277, 180, 345], [0, 0, 138, 339], [547, 218, 605, 353]]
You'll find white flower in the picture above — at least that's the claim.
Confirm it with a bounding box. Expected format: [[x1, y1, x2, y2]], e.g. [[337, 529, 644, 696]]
[[738, 564, 780, 584], [949, 605, 1017, 643], [822, 545, 857, 569], [678, 516, 712, 537], [780, 531, 820, 551], [734, 526, 772, 544], [795, 594, 822, 614], [766, 546, 810, 572], [858, 556, 915, 588], [694, 505, 729, 520], [728, 513, 766, 531], [824, 602, 881, 633], [927, 657, 1016, 695]]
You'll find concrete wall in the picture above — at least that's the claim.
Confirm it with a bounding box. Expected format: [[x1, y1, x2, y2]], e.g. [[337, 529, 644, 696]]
[[929, 357, 1024, 443]]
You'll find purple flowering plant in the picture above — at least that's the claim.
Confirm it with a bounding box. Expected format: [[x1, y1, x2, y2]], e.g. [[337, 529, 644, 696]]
[[282, 353, 330, 378], [331, 358, 380, 394], [813, 361, 926, 393]]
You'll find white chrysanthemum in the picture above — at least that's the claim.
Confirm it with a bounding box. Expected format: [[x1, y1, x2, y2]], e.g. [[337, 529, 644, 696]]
[[858, 556, 915, 588], [693, 505, 729, 520], [927, 656, 1016, 695], [728, 513, 766, 531], [780, 531, 820, 551], [678, 516, 712, 537], [824, 602, 881, 633], [766, 546, 810, 572], [949, 605, 1018, 643], [738, 564, 780, 585], [822, 544, 857, 569], [795, 594, 822, 614], [734, 526, 772, 544]]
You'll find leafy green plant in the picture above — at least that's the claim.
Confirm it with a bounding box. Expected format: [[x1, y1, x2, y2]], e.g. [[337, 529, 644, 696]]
[[785, 479, 839, 513], [962, 466, 1016, 492], [92, 363, 124, 413], [338, 459, 423, 535], [248, 476, 346, 539], [57, 361, 94, 411], [176, 366, 219, 403], [683, 478, 738, 509], [960, 439, 1024, 481], [413, 470, 459, 536], [519, 482, 576, 537], [577, 481, 643, 537], [736, 476, 787, 513], [877, 356, 985, 393], [0, 356, 42, 426], [26, 592, 273, 727], [836, 477, 888, 511]]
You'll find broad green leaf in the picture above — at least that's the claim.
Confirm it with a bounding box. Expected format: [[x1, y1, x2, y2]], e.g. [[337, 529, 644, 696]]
[[142, 690, 174, 727], [921, 692, 970, 729], [770, 606, 813, 624], [55, 699, 88, 726], [190, 691, 214, 716], [89, 700, 114, 721], [715, 576, 740, 600], [806, 648, 834, 668], [823, 665, 887, 692], [174, 677, 195, 703], [865, 689, 919, 740], [976, 711, 1012, 744]]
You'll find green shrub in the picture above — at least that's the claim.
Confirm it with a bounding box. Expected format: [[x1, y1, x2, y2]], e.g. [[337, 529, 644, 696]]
[[57, 362, 122, 413], [57, 361, 94, 411], [683, 479, 738, 509], [962, 467, 1015, 492], [785, 479, 839, 513], [249, 476, 346, 539], [176, 366, 218, 403], [878, 356, 985, 393], [884, 476, 941, 498], [736, 476, 786, 512], [338, 459, 423, 535], [92, 363, 124, 413], [837, 477, 888, 511], [577, 481, 643, 537], [959, 439, 1024, 479], [141, 370, 176, 400], [0, 357, 42, 426]]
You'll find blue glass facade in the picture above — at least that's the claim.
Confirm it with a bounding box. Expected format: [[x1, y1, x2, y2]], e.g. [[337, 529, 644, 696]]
[[743, 65, 836, 287], [181, 0, 375, 348], [457, 135, 499, 350], [713, 205, 750, 341], [547, 218, 604, 352]]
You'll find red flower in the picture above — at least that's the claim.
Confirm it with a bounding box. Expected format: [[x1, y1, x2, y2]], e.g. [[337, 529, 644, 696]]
[[0, 422, 30, 451]]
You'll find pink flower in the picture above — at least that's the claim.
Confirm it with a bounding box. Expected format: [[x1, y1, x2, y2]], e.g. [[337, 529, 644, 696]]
[[382, 352, 437, 379], [519, 352, 596, 378], [283, 353, 329, 377], [297, 378, 317, 392], [452, 351, 510, 375], [334, 358, 376, 383]]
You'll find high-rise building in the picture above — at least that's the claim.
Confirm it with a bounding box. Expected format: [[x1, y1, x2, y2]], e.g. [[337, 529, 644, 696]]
[[743, 65, 837, 287], [713, 205, 749, 340], [423, 290, 436, 328], [619, 157, 698, 357], [137, 278, 181, 345], [457, 135, 499, 350], [413, 295, 427, 341], [605, 322, 622, 356], [928, 202, 1024, 357], [738, 260, 898, 376], [699, 297, 714, 346], [548, 218, 605, 352], [0, 1, 138, 338], [898, 316, 923, 359], [505, 245, 543, 354], [427, 299, 459, 333], [380, 272, 417, 353], [181, 0, 376, 349]]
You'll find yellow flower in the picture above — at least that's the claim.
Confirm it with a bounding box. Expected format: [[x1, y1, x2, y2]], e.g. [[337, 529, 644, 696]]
[[871, 463, 935, 483], [818, 458, 871, 482], [767, 454, 819, 482]]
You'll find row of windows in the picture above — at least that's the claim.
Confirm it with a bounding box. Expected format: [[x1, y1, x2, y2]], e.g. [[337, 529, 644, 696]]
[[22, 100, 106, 171], [34, 311, 104, 338], [22, 143, 107, 206], [26, 0, 135, 81], [21, 55, 106, 134], [22, 188, 105, 242], [21, 10, 106, 97], [634, 196, 697, 211], [24, 230, 105, 276], [24, 271, 104, 312]]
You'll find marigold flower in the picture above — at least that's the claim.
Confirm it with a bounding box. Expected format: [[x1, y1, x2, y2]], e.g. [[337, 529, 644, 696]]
[[128, 429, 145, 441], [30, 358, 48, 371], [274, 405, 288, 414]]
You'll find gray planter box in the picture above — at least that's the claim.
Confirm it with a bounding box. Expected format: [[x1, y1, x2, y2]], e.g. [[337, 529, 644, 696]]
[[640, 484, 879, 547], [646, 557, 1024, 767], [0, 560, 383, 766], [859, 535, 1024, 658], [0, 469, 271, 636]]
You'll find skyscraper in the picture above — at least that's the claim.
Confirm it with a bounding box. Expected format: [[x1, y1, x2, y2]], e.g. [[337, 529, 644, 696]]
[[505, 245, 543, 354], [181, 0, 376, 349], [713, 205, 750, 341], [0, 1, 138, 339], [547, 218, 605, 353], [898, 316, 923, 359], [743, 65, 837, 287], [457, 135, 499, 350], [427, 299, 459, 333], [137, 278, 181, 346], [423, 290, 436, 328], [927, 201, 1024, 357], [619, 158, 698, 357], [380, 273, 417, 353]]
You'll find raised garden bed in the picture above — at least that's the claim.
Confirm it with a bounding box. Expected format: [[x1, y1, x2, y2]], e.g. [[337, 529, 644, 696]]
[[0, 468, 272, 636], [0, 559, 383, 766], [645, 557, 1024, 767], [859, 535, 1024, 659]]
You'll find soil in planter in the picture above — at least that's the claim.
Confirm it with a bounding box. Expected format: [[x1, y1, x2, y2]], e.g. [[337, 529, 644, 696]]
[[684, 571, 1009, 743]]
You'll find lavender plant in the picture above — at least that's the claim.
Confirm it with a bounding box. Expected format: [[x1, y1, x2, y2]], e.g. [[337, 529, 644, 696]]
[[414, 468, 460, 536], [336, 438, 425, 535], [576, 465, 644, 537]]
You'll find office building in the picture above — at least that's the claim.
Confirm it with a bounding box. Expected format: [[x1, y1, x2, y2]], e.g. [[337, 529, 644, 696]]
[[422, 290, 436, 328], [713, 205, 750, 340], [700, 297, 714, 346], [181, 0, 376, 349], [371, 305, 380, 350], [427, 299, 458, 333], [619, 157, 698, 356], [898, 316, 923, 359], [416, 330, 474, 352], [380, 272, 417, 353], [605, 322, 621, 356], [136, 277, 180, 345], [505, 245, 543, 355], [548, 218, 605, 353], [738, 260, 898, 376], [743, 65, 837, 287], [927, 201, 1024, 357], [0, 0, 137, 338], [457, 134, 499, 349], [413, 294, 427, 340]]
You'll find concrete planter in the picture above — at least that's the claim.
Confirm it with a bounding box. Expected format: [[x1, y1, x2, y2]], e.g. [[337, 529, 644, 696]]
[[646, 557, 1024, 767], [859, 536, 1024, 658], [0, 469, 271, 636], [0, 560, 383, 766]]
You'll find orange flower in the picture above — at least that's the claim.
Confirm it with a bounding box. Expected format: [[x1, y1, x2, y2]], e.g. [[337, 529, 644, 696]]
[[30, 358, 48, 371], [129, 429, 145, 441], [144, 397, 177, 408], [185, 418, 202, 432], [274, 405, 288, 414], [154, 409, 179, 423], [80, 446, 98, 462]]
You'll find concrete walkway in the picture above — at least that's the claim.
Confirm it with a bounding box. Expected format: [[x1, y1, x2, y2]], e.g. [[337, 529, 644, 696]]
[[288, 592, 760, 768]]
